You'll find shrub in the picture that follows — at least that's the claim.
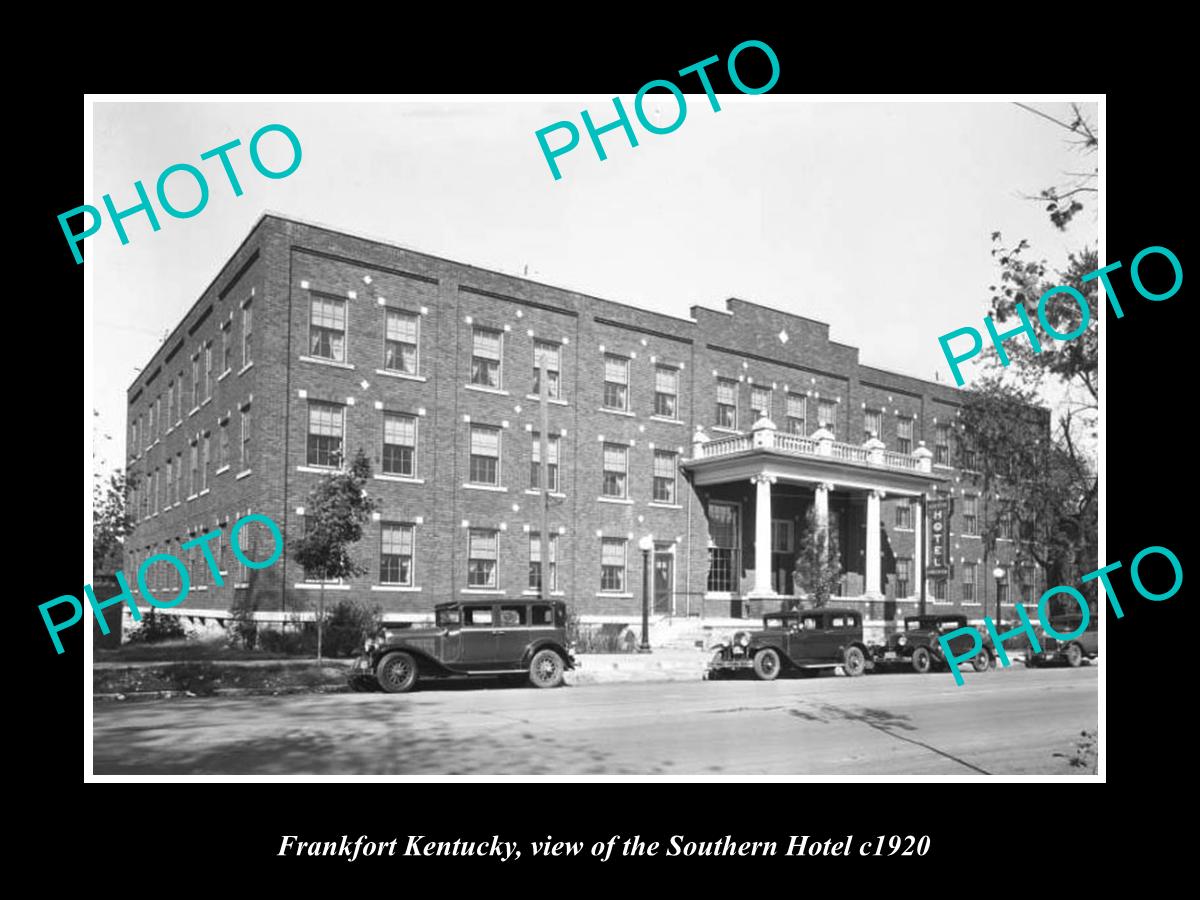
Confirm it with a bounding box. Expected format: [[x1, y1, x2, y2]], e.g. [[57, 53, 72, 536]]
[[322, 600, 383, 658], [228, 592, 258, 650], [127, 608, 188, 644], [566, 611, 635, 653]]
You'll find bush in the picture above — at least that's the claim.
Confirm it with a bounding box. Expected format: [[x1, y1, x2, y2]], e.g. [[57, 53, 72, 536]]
[[566, 611, 635, 654], [321, 600, 383, 657], [259, 624, 314, 655], [127, 608, 188, 644], [228, 593, 258, 650]]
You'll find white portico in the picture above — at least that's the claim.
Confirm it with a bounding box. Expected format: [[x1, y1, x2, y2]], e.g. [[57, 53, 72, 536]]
[[683, 417, 947, 610]]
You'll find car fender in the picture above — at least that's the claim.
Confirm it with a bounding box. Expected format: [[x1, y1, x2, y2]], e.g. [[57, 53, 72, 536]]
[[372, 645, 452, 676], [523, 639, 575, 670]]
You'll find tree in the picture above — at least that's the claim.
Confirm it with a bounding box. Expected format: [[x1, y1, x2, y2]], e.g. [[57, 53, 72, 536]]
[[1015, 102, 1097, 231], [291, 448, 379, 662], [94, 469, 137, 576], [791, 506, 843, 608]]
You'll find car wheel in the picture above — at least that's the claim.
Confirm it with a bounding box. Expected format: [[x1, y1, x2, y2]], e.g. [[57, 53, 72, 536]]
[[972, 651, 992, 672], [529, 649, 565, 688], [911, 647, 933, 674], [1065, 643, 1083, 668], [708, 649, 727, 680], [843, 646, 866, 677], [376, 652, 418, 694], [752, 648, 781, 681]]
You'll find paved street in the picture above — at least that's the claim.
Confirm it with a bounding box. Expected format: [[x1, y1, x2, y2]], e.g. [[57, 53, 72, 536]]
[[93, 666, 1097, 775]]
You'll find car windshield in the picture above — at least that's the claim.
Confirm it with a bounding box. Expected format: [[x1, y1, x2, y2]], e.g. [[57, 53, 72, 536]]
[[436, 608, 462, 627], [905, 619, 924, 631], [938, 620, 963, 632], [763, 616, 791, 629]]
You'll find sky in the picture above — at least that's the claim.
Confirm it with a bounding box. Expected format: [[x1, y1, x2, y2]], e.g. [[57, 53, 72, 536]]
[[89, 98, 1097, 472]]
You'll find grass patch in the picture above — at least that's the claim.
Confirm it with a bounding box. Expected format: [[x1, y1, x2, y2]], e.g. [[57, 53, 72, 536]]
[[94, 659, 351, 696], [94, 637, 312, 664]]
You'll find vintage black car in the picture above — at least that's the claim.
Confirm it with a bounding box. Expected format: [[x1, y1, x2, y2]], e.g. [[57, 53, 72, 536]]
[[872, 614, 994, 674], [707, 608, 871, 680], [1026, 612, 1098, 667], [350, 599, 576, 693]]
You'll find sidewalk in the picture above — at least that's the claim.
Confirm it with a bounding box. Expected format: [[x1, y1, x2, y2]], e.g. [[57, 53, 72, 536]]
[[568, 648, 711, 685]]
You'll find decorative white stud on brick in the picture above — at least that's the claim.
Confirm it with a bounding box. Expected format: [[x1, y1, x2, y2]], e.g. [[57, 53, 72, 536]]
[[524, 423, 533, 432], [599, 344, 606, 353], [515, 310, 524, 318], [650, 355, 657, 363], [772, 382, 778, 390], [630, 440, 637, 447], [631, 351, 637, 359], [298, 389, 307, 398], [420, 306, 428, 316], [638, 425, 645, 433], [504, 324, 512, 332], [522, 524, 530, 533], [414, 516, 424, 525], [712, 369, 718, 377], [648, 442, 655, 450], [499, 523, 508, 531], [747, 376, 754, 385], [465, 315, 473, 324], [595, 529, 603, 538], [462, 520, 470, 528], [836, 396, 842, 403], [360, 379, 369, 390], [676, 445, 684, 454], [463, 414, 471, 423], [377, 296, 386, 306], [597, 434, 604, 442], [742, 361, 749, 369], [560, 428, 568, 436], [626, 531, 634, 540], [363, 275, 373, 285], [417, 407, 426, 416], [296, 506, 305, 515], [778, 329, 789, 344], [373, 401, 383, 410], [346, 397, 356, 406], [348, 291, 357, 300], [637, 515, 644, 524], [512, 503, 520, 512], [861, 401, 866, 408], [501, 420, 510, 429], [250, 287, 255, 297], [371, 512, 381, 521], [558, 525, 566, 535], [640, 338, 648, 346], [888, 395, 894, 403], [811, 377, 817, 384], [561, 337, 569, 345], [300, 280, 310, 290], [739, 374, 745, 382], [527, 329, 535, 337]]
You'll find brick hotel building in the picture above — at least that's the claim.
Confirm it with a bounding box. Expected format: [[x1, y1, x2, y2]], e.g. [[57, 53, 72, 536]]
[[123, 214, 1049, 631]]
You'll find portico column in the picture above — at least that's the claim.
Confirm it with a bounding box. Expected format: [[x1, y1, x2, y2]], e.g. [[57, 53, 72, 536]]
[[912, 496, 923, 601], [814, 481, 832, 530], [866, 489, 883, 598], [750, 474, 777, 597]]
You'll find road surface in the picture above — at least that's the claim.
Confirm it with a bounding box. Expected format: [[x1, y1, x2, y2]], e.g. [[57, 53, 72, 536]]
[[92, 665, 1097, 775]]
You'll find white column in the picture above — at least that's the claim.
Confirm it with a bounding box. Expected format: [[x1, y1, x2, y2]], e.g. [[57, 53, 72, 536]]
[[912, 495, 923, 601], [815, 481, 831, 529], [750, 474, 776, 597], [866, 489, 882, 597]]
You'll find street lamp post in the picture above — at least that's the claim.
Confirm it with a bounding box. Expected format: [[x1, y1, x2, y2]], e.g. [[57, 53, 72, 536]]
[[992, 565, 1007, 624], [638, 534, 654, 653]]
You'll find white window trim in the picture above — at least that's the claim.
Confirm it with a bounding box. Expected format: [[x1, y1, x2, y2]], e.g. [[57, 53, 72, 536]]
[[468, 424, 503, 488], [299, 355, 356, 371], [382, 412, 419, 480], [376, 368, 427, 383], [465, 384, 510, 397], [379, 522, 416, 589], [466, 528, 501, 591]]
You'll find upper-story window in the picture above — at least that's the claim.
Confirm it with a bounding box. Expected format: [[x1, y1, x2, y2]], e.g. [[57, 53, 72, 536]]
[[239, 404, 251, 470], [786, 394, 806, 435], [600, 538, 628, 592], [166, 381, 175, 426], [469, 424, 501, 485], [653, 450, 678, 503], [221, 320, 232, 374], [385, 309, 419, 375], [203, 341, 214, 400], [380, 522, 415, 586], [467, 528, 499, 588], [935, 423, 950, 465], [147, 402, 156, 444], [896, 417, 914, 454], [241, 300, 253, 368], [310, 295, 347, 362], [895, 502, 913, 529], [601, 442, 628, 498], [307, 400, 344, 468], [173, 376, 183, 423], [383, 413, 417, 477], [864, 408, 882, 440], [533, 340, 561, 399], [818, 399, 836, 436], [191, 352, 201, 410], [603, 354, 629, 411], [654, 365, 678, 418], [750, 386, 771, 421], [471, 326, 503, 388], [962, 495, 979, 535], [962, 562, 978, 603], [716, 378, 737, 429]]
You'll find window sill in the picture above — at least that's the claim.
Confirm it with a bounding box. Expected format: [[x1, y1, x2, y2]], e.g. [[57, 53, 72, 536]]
[[188, 406, 201, 418], [173, 500, 182, 508], [201, 397, 213, 408], [235, 469, 252, 480], [375, 369, 426, 382], [647, 502, 682, 509], [217, 368, 232, 382], [294, 583, 351, 591], [710, 426, 740, 435], [199, 488, 211, 497], [525, 395, 569, 406], [299, 355, 355, 370], [704, 592, 735, 600], [371, 585, 422, 592], [997, 537, 1013, 542], [522, 590, 565, 597], [374, 474, 424, 484], [598, 407, 634, 418], [598, 496, 634, 505], [596, 592, 634, 599], [524, 489, 566, 499], [193, 585, 209, 592], [961, 533, 981, 539], [215, 465, 230, 476], [462, 483, 508, 492], [649, 415, 684, 425], [894, 527, 913, 533], [297, 465, 342, 475], [460, 588, 504, 595], [186, 494, 198, 502], [465, 384, 509, 397], [933, 463, 954, 471], [234, 582, 250, 589], [930, 599, 953, 606], [238, 361, 254, 376]]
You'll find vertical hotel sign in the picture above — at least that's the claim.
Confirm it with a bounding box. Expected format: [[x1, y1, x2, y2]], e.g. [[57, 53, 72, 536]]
[[927, 499, 949, 577]]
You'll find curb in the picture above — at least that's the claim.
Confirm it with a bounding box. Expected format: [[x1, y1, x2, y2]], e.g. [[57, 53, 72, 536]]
[[95, 685, 353, 702]]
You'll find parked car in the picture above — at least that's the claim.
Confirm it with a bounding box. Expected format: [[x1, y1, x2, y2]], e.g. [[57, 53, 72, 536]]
[[871, 614, 994, 674], [1026, 612, 1098, 667], [350, 599, 576, 693], [707, 608, 871, 680]]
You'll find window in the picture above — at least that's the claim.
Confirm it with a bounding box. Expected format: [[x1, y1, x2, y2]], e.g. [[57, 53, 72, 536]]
[[221, 320, 232, 373], [152, 468, 160, 513], [963, 495, 979, 535], [147, 403, 156, 443], [600, 538, 627, 592], [864, 408, 882, 440], [530, 433, 560, 492], [935, 423, 950, 465], [707, 501, 740, 592], [204, 341, 213, 400], [385, 309, 419, 374], [601, 442, 627, 498], [191, 353, 200, 410], [532, 341, 561, 399], [310, 295, 347, 362], [239, 406, 251, 469], [307, 401, 344, 468], [131, 419, 138, 455], [962, 562, 978, 603], [164, 461, 173, 509], [818, 399, 836, 435], [998, 512, 1014, 540], [750, 386, 771, 420], [897, 417, 913, 454], [241, 300, 253, 367], [771, 520, 793, 553], [531, 604, 556, 626], [654, 365, 678, 417], [961, 443, 979, 471], [931, 578, 947, 601], [174, 452, 182, 502], [189, 442, 199, 496], [200, 433, 211, 490], [380, 522, 414, 586], [603, 354, 629, 411], [895, 558, 912, 598], [895, 501, 913, 529], [467, 528, 499, 588], [174, 376, 182, 422], [166, 381, 174, 427], [464, 607, 494, 627], [383, 413, 417, 477], [218, 421, 229, 469], [716, 378, 737, 429], [500, 605, 526, 626], [529, 532, 559, 592], [786, 394, 807, 434], [471, 326, 502, 388], [467, 425, 501, 485], [652, 450, 677, 503]]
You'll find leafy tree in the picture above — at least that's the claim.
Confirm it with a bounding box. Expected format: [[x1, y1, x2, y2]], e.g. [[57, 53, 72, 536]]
[[292, 448, 378, 662], [1015, 102, 1096, 231], [94, 469, 138, 576], [791, 506, 843, 608]]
